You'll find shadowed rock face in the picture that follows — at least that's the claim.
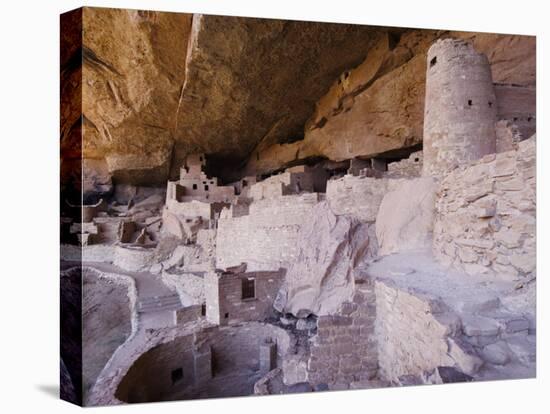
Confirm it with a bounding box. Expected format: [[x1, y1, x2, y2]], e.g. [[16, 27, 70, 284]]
[[63, 8, 536, 187], [173, 15, 385, 177], [67, 8, 386, 185], [80, 8, 193, 185]]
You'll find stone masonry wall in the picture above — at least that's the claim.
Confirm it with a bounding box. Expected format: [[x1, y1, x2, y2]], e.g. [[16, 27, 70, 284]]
[[374, 280, 466, 382], [307, 281, 378, 387], [248, 171, 314, 201], [433, 137, 536, 280], [205, 270, 285, 326], [216, 193, 321, 271], [386, 151, 423, 178], [326, 176, 388, 222], [423, 39, 497, 176]]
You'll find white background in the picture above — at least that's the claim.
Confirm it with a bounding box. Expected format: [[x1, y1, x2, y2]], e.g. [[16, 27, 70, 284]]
[[0, 0, 548, 412]]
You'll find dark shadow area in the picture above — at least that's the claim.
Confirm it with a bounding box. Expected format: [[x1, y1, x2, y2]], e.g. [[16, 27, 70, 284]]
[[36, 384, 59, 399]]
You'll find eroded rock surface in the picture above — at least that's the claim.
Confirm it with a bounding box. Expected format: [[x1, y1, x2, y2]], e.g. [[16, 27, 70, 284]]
[[283, 202, 372, 316], [376, 177, 437, 256]]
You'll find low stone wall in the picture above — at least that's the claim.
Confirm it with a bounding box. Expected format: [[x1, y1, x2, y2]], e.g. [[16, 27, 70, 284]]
[[216, 193, 321, 271], [205, 270, 285, 325], [162, 271, 205, 306], [164, 199, 216, 220], [176, 305, 203, 325], [386, 151, 423, 178], [61, 244, 116, 263], [374, 280, 470, 381], [326, 175, 388, 222], [249, 171, 315, 201], [113, 245, 157, 272], [433, 137, 536, 280], [307, 281, 378, 387]]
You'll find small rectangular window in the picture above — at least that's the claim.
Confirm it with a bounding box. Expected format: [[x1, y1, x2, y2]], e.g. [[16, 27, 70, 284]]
[[171, 368, 183, 385], [204, 185, 209, 191], [192, 184, 197, 190], [241, 278, 255, 300], [201, 303, 206, 316]]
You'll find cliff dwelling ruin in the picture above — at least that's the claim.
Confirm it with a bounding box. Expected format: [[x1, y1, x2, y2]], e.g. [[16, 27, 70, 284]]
[[60, 8, 536, 406]]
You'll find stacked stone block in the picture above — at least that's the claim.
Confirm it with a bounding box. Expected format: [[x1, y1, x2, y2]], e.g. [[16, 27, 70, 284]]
[[386, 151, 423, 178], [205, 270, 285, 326], [433, 137, 536, 279], [423, 39, 497, 176], [216, 193, 321, 271], [307, 281, 378, 387]]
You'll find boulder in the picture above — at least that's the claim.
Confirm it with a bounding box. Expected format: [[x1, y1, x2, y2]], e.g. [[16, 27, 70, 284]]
[[283, 201, 372, 316], [375, 177, 437, 256]]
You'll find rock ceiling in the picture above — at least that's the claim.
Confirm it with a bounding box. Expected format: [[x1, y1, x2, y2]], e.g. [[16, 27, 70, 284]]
[[60, 7, 536, 185]]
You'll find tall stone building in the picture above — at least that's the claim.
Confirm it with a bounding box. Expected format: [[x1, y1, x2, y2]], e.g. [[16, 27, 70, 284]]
[[423, 39, 497, 176]]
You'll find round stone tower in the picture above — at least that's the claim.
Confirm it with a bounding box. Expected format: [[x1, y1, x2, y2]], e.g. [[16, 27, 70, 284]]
[[422, 38, 497, 176]]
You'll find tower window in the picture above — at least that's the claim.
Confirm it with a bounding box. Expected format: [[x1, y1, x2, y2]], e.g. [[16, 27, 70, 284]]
[[430, 56, 437, 67], [241, 278, 256, 300], [204, 185, 209, 191], [468, 100, 473, 106], [171, 368, 183, 385], [201, 303, 206, 316]]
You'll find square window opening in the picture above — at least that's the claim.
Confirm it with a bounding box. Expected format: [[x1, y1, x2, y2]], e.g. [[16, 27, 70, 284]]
[[171, 368, 183, 385], [242, 278, 256, 300]]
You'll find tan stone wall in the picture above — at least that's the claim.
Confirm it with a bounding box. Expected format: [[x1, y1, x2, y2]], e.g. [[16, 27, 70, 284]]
[[386, 151, 423, 178], [374, 281, 460, 381], [423, 39, 497, 176], [216, 193, 321, 271], [307, 282, 378, 386], [248, 171, 315, 201], [433, 137, 536, 280], [206, 270, 285, 325], [176, 305, 203, 325]]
